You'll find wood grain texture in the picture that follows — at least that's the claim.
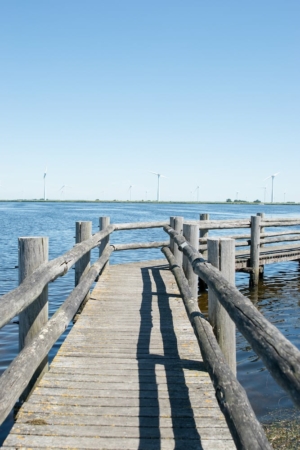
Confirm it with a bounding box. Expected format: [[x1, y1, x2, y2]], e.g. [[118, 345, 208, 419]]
[[18, 236, 49, 401], [3, 259, 235, 450], [0, 225, 115, 329], [207, 238, 236, 375], [250, 216, 261, 286]]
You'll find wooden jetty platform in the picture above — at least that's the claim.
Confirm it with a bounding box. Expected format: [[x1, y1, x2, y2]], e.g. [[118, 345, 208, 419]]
[[2, 260, 235, 449], [235, 243, 300, 269], [1, 213, 300, 449]]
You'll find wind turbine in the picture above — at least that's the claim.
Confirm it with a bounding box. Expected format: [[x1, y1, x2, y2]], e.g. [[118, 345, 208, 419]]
[[128, 185, 134, 201], [59, 184, 73, 200], [260, 186, 267, 204], [149, 172, 167, 202], [194, 186, 200, 202], [264, 172, 280, 203], [43, 167, 47, 201]]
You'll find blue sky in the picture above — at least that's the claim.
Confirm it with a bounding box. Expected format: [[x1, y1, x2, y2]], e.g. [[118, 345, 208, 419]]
[[0, 1, 299, 202]]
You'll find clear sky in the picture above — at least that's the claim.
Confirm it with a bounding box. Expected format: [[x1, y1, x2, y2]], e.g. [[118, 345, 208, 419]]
[[0, 1, 299, 202]]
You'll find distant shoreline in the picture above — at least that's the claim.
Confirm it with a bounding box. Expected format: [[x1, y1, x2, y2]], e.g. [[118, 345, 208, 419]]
[[0, 200, 299, 206]]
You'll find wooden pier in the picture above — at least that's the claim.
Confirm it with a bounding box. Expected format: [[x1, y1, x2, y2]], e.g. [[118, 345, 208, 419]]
[[3, 260, 235, 449], [1, 214, 300, 449]]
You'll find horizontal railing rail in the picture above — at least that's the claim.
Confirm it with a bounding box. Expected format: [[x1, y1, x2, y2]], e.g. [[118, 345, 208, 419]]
[[114, 220, 169, 230], [0, 225, 115, 330], [186, 217, 300, 230], [199, 229, 300, 244], [161, 245, 271, 450], [112, 240, 169, 251]]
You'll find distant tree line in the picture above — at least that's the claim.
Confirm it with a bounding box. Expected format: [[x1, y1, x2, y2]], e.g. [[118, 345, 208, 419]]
[[226, 199, 261, 203]]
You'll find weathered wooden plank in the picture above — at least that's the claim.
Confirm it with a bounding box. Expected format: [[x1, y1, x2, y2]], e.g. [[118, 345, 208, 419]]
[[10, 423, 232, 439], [16, 411, 228, 428], [29, 390, 216, 403], [42, 370, 209, 381], [2, 435, 236, 450], [17, 402, 224, 418]]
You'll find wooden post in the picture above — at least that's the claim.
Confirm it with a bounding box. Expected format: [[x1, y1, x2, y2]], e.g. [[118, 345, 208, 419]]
[[75, 221, 92, 302], [173, 216, 183, 267], [169, 217, 175, 253], [18, 237, 48, 401], [182, 223, 199, 298], [199, 213, 209, 257], [250, 215, 261, 287], [99, 217, 110, 266], [257, 212, 265, 279], [207, 237, 236, 374], [199, 213, 209, 291]]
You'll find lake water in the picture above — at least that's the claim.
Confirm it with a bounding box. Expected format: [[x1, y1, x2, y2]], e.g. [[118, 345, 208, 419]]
[[1, 201, 300, 443]]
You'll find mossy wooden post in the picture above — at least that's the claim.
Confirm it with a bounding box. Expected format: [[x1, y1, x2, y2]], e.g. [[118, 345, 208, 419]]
[[75, 221, 92, 302], [182, 223, 199, 298], [18, 237, 48, 401], [257, 212, 265, 279], [250, 215, 261, 287], [199, 213, 209, 291], [173, 216, 183, 266], [169, 217, 175, 253], [207, 237, 236, 374], [99, 217, 110, 266]]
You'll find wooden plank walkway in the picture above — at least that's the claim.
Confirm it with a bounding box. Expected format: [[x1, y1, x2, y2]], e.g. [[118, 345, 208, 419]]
[[3, 259, 235, 449], [235, 243, 300, 269]]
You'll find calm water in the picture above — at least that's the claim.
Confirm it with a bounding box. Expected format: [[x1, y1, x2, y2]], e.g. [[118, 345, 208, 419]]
[[0, 201, 300, 443]]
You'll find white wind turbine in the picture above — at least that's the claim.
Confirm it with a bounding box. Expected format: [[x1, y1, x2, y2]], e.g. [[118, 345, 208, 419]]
[[59, 184, 73, 200], [264, 172, 280, 203], [149, 172, 167, 202], [128, 185, 134, 201], [260, 186, 267, 204], [194, 186, 200, 202], [43, 167, 47, 201]]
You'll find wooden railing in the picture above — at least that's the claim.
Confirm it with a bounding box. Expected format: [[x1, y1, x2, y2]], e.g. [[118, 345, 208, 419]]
[[0, 218, 170, 426], [0, 214, 300, 449]]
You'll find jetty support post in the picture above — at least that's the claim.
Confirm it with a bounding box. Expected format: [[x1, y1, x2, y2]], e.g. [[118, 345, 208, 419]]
[[257, 212, 265, 279], [199, 213, 209, 291], [173, 216, 183, 267], [199, 213, 209, 257], [75, 221, 92, 303], [182, 223, 199, 298], [18, 236, 49, 401], [207, 237, 236, 375], [250, 215, 261, 287], [99, 216, 111, 266], [169, 217, 175, 253]]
